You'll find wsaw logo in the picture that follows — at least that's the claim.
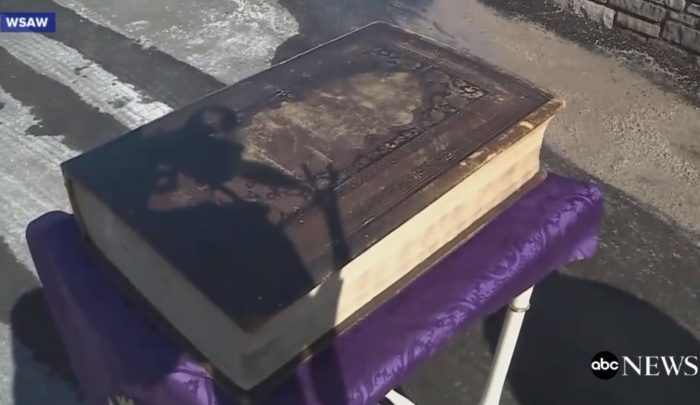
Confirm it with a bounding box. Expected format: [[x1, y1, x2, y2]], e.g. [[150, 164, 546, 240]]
[[591, 351, 699, 380], [0, 12, 57, 33]]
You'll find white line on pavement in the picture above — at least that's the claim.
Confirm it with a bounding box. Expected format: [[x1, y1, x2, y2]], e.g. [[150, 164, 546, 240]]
[[0, 33, 173, 128], [0, 33, 176, 269], [0, 86, 75, 270], [53, 0, 299, 83]]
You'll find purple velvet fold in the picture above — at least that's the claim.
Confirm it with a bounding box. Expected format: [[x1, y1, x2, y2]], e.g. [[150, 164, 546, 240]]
[[26, 173, 603, 405]]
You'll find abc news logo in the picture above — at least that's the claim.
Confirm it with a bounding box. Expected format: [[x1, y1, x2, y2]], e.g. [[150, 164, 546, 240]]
[[591, 351, 699, 380]]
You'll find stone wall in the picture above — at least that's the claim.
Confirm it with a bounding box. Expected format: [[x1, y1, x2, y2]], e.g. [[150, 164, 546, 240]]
[[555, 0, 700, 60]]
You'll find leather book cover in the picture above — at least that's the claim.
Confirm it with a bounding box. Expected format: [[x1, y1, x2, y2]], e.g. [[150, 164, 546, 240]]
[[62, 22, 554, 334]]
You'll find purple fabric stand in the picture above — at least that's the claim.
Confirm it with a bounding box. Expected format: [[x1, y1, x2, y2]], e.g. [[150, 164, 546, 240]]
[[26, 173, 602, 405]]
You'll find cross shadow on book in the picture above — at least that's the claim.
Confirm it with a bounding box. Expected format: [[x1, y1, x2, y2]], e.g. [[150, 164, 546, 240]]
[[71, 105, 351, 404]]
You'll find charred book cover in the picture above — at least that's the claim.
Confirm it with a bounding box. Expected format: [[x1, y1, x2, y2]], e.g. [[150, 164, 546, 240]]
[[62, 22, 563, 396]]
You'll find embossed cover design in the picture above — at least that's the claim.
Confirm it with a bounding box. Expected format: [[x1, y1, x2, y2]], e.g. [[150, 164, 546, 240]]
[[62, 22, 552, 332]]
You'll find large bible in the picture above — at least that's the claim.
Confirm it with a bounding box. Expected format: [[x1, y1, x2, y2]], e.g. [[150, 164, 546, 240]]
[[62, 22, 563, 395]]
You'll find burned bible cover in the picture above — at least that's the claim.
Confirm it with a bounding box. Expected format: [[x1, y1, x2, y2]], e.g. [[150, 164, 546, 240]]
[[62, 22, 564, 394]]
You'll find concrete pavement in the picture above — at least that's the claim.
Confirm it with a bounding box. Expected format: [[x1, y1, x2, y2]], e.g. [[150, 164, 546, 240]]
[[1, 0, 699, 404]]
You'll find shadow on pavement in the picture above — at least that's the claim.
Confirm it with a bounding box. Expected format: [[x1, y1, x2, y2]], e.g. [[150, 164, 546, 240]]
[[11, 289, 83, 404], [484, 271, 700, 404], [481, 147, 700, 404], [0, 237, 82, 404]]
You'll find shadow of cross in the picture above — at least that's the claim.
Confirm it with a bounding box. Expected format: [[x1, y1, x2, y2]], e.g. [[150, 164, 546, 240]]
[[94, 105, 352, 404]]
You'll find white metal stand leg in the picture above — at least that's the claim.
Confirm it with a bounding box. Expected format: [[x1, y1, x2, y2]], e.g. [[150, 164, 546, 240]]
[[478, 286, 534, 405], [384, 389, 417, 405]]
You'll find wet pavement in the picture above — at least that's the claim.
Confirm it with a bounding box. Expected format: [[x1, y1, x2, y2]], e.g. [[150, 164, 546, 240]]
[[1, 0, 700, 404]]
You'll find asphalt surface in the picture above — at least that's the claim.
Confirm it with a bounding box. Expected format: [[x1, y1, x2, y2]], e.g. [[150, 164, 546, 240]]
[[1, 0, 700, 404]]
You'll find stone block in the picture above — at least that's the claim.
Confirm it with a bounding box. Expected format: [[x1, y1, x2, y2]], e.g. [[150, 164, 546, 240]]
[[688, 3, 700, 17], [647, 0, 686, 11], [609, 0, 667, 22], [615, 12, 662, 35], [662, 20, 700, 53], [669, 11, 698, 26], [581, 0, 617, 28]]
